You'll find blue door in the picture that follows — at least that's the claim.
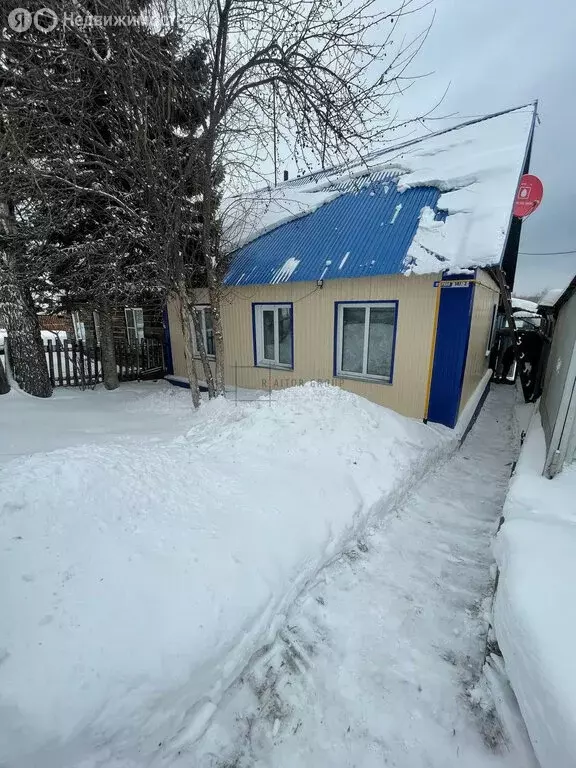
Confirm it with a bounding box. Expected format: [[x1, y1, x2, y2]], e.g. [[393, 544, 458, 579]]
[[427, 282, 475, 428]]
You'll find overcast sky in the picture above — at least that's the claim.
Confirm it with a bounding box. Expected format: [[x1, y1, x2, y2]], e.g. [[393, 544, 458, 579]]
[[392, 0, 576, 296], [274, 0, 575, 297]]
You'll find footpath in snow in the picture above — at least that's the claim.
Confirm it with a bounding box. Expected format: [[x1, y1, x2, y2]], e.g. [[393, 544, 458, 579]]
[[191, 386, 523, 768], [0, 383, 451, 768]]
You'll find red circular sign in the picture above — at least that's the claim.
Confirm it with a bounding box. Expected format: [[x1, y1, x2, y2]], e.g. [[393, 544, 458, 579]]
[[513, 174, 543, 219]]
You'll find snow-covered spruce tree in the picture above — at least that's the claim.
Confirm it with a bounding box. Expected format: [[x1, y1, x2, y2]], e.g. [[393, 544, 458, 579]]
[[0, 1, 215, 401], [173, 0, 433, 395]]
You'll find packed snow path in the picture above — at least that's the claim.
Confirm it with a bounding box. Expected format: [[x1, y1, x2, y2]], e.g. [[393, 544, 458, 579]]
[[192, 386, 521, 767]]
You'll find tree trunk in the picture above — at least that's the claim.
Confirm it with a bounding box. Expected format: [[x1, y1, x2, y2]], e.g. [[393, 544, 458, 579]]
[[98, 305, 119, 390], [0, 199, 52, 397], [0, 355, 9, 394], [178, 282, 201, 408], [190, 305, 215, 398], [0, 274, 52, 396], [201, 135, 226, 396], [207, 278, 226, 396]]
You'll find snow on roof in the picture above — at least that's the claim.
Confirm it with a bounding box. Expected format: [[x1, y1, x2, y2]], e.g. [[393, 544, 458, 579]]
[[512, 297, 539, 313], [222, 104, 535, 279], [221, 187, 342, 253], [539, 288, 565, 308]]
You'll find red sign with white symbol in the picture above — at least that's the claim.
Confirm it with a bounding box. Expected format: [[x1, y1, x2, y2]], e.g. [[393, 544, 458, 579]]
[[513, 174, 543, 219]]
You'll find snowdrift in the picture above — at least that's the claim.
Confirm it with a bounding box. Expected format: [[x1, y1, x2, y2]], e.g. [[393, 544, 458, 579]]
[[493, 412, 576, 768], [0, 384, 451, 767]]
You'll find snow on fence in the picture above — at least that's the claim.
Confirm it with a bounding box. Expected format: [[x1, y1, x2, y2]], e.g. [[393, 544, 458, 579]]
[[43, 337, 165, 387]]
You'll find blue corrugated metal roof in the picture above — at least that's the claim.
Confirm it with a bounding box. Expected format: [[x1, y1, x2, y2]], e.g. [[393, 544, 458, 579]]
[[224, 179, 441, 286]]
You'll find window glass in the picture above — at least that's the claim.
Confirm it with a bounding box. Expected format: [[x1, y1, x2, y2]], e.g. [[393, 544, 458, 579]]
[[263, 309, 276, 361], [134, 309, 144, 340], [337, 302, 396, 381], [126, 308, 144, 342], [278, 307, 292, 365], [204, 309, 215, 356], [367, 307, 394, 377], [72, 310, 86, 342], [341, 307, 365, 373], [192, 307, 215, 357]]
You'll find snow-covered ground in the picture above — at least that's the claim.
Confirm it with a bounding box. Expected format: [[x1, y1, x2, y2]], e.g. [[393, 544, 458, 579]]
[[493, 408, 576, 768], [186, 386, 525, 766], [0, 381, 456, 768], [0, 382, 193, 464]]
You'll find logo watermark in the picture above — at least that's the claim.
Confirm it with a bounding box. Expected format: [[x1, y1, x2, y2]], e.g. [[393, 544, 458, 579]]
[[7, 6, 143, 32]]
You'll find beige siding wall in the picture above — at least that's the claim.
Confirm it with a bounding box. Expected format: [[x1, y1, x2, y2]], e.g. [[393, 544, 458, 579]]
[[459, 269, 499, 415], [168, 274, 440, 419]]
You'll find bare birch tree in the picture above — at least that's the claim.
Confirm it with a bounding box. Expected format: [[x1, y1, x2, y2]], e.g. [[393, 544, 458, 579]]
[[175, 0, 433, 394]]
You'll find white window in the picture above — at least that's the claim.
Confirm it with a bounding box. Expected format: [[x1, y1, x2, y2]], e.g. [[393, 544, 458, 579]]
[[71, 310, 86, 342], [336, 301, 397, 381], [125, 307, 144, 342], [254, 303, 293, 368], [193, 306, 215, 357]]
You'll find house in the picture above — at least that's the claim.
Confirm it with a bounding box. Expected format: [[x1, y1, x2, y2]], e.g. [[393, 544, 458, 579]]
[[167, 104, 537, 428], [539, 276, 576, 476]]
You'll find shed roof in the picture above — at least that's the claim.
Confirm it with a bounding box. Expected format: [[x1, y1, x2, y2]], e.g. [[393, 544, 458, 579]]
[[223, 104, 536, 287], [512, 297, 539, 313], [539, 288, 566, 309], [539, 277, 576, 313]]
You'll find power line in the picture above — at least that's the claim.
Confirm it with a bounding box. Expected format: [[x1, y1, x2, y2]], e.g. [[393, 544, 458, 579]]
[[519, 249, 576, 256]]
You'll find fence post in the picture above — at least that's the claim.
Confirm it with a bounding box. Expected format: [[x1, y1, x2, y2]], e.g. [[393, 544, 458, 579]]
[[86, 340, 96, 387], [64, 340, 71, 386], [71, 340, 79, 386], [79, 341, 87, 389], [55, 338, 64, 387], [136, 339, 141, 381], [94, 343, 101, 384], [46, 340, 55, 386], [116, 342, 123, 382], [144, 339, 151, 373]]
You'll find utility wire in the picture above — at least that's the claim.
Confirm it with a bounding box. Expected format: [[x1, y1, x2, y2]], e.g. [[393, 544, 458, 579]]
[[519, 249, 576, 256]]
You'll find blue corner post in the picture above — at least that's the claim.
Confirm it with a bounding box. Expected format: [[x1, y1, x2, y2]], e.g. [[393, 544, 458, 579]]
[[427, 276, 475, 428]]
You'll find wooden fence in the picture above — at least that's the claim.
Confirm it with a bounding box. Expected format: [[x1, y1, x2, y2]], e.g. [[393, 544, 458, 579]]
[[44, 338, 165, 388]]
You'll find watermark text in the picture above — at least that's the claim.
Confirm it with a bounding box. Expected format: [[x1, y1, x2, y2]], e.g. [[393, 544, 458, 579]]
[[8, 6, 144, 32]]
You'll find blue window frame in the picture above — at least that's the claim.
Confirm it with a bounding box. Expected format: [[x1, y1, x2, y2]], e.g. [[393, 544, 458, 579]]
[[252, 302, 294, 369], [333, 300, 398, 384]]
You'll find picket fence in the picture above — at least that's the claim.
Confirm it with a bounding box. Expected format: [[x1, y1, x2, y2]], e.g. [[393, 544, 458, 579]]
[[44, 337, 165, 388]]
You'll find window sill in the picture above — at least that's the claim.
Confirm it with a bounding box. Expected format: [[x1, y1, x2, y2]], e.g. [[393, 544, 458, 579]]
[[255, 362, 294, 371], [335, 372, 392, 386]]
